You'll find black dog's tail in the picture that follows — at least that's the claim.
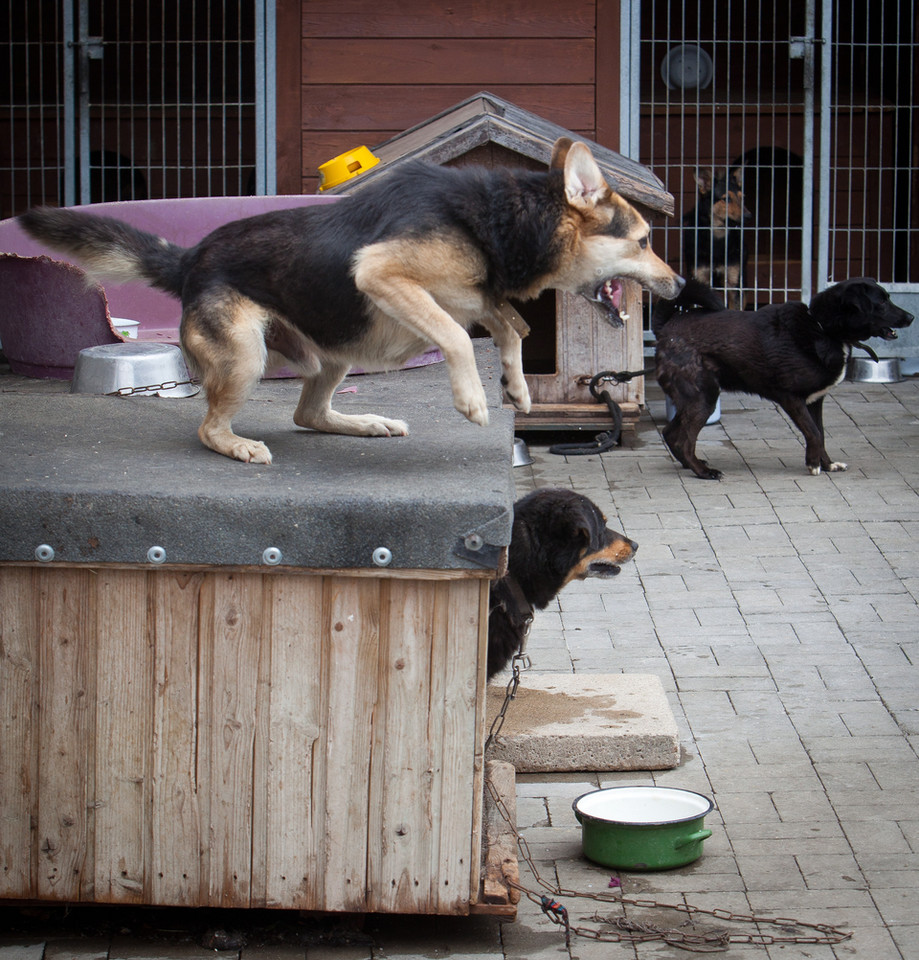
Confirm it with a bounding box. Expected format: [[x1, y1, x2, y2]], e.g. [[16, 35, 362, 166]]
[[19, 207, 187, 298], [651, 277, 726, 337]]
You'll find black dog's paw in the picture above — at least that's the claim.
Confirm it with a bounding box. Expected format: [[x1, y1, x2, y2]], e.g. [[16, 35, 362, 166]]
[[696, 466, 723, 480]]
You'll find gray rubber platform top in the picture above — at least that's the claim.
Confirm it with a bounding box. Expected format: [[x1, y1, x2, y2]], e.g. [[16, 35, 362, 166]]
[[0, 342, 515, 571]]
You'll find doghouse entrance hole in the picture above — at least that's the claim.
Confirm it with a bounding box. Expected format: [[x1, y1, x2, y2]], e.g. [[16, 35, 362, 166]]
[[471, 290, 558, 375], [515, 291, 558, 375]]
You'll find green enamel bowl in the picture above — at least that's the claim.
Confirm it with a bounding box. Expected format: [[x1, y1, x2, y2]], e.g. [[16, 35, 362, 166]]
[[573, 786, 714, 871]]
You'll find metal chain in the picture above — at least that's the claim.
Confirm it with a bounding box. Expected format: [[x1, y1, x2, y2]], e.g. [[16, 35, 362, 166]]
[[484, 645, 530, 752], [482, 776, 852, 951], [106, 378, 199, 396]]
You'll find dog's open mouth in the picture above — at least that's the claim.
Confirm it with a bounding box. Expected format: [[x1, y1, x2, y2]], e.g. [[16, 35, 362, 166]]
[[585, 558, 621, 578], [587, 279, 626, 327], [879, 327, 900, 340]]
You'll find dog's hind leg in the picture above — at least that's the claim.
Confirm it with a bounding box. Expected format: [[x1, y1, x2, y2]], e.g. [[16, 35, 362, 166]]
[[293, 360, 409, 437], [477, 301, 532, 413], [182, 295, 273, 464]]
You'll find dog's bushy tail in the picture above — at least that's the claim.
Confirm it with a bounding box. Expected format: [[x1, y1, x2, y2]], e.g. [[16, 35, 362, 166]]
[[19, 207, 187, 298], [651, 277, 726, 337]]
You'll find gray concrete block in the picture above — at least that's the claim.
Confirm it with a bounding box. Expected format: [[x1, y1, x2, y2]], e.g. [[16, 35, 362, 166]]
[[486, 674, 679, 772]]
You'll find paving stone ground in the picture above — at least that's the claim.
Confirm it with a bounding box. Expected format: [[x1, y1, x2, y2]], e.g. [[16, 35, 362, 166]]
[[3, 377, 918, 959]]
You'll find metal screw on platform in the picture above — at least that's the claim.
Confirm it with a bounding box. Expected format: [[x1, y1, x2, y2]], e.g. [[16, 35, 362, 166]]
[[262, 547, 283, 566], [147, 545, 167, 564], [372, 546, 393, 567], [35, 544, 55, 563], [464, 533, 484, 551]]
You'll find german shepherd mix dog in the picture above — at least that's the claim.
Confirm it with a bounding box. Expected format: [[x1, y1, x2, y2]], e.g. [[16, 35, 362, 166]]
[[20, 139, 683, 464], [682, 167, 750, 310], [653, 277, 913, 480], [488, 488, 637, 678]]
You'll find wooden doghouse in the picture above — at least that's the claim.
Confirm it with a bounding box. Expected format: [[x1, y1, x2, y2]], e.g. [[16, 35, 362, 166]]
[[323, 92, 676, 430], [0, 344, 519, 915]]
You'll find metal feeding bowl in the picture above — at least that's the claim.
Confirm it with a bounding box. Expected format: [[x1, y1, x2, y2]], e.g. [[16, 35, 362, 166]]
[[71, 342, 199, 397], [513, 437, 533, 467], [845, 356, 903, 384]]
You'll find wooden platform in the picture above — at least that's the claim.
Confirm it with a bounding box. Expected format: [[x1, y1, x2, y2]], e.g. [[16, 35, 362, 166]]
[[0, 344, 517, 917]]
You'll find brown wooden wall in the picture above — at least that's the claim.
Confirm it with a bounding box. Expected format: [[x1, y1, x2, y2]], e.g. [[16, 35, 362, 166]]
[[0, 564, 488, 912], [276, 0, 622, 194]]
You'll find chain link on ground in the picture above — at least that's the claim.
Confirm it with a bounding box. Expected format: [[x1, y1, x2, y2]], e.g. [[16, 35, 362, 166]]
[[106, 378, 199, 396]]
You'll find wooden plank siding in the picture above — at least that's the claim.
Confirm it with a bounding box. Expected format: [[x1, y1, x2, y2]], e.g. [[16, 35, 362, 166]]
[[278, 0, 622, 194], [0, 565, 488, 913]]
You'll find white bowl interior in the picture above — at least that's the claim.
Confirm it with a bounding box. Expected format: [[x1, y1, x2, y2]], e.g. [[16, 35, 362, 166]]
[[575, 787, 712, 825]]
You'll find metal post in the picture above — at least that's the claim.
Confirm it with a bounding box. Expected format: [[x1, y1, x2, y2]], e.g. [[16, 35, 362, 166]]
[[255, 0, 277, 195], [816, 1, 833, 290], [62, 0, 76, 206]]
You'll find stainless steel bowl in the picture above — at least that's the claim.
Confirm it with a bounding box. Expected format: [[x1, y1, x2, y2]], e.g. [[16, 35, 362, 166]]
[[513, 437, 533, 467], [845, 356, 902, 383], [71, 342, 199, 397]]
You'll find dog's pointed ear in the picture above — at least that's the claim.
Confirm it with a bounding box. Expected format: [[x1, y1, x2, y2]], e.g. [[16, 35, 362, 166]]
[[562, 142, 610, 209], [730, 166, 744, 188], [694, 168, 714, 193], [550, 137, 574, 170]]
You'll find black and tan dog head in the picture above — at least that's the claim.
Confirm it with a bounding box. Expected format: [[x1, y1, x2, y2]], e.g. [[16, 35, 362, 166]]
[[693, 167, 751, 229], [547, 137, 684, 325], [810, 277, 914, 348], [508, 487, 638, 610]]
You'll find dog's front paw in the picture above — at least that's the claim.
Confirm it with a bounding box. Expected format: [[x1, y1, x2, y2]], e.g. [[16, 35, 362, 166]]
[[810, 460, 847, 475], [455, 385, 490, 427], [232, 439, 273, 464], [696, 467, 723, 480], [502, 374, 531, 413]]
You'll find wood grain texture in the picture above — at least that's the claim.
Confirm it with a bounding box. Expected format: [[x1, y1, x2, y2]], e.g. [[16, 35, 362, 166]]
[[36, 569, 94, 900], [93, 569, 151, 903], [302, 39, 595, 86], [0, 568, 37, 897], [302, 0, 595, 38], [1, 565, 486, 913]]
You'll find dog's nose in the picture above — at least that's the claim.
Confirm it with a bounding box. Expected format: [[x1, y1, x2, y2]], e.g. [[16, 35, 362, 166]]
[[629, 540, 639, 554]]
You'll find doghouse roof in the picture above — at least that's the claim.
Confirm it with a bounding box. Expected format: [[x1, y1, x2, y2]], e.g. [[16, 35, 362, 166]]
[[324, 91, 674, 218]]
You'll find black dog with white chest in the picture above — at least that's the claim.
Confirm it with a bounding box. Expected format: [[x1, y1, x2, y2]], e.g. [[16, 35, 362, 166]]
[[487, 488, 638, 678], [653, 277, 913, 480]]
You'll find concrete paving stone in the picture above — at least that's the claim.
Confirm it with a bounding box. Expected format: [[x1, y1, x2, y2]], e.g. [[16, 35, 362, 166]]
[[517, 780, 601, 806], [887, 927, 919, 960], [0, 946, 45, 960], [732, 853, 805, 891], [108, 940, 220, 960], [830, 925, 910, 960], [869, 887, 919, 927], [794, 853, 865, 890], [743, 887, 879, 926], [769, 790, 838, 823], [45, 942, 111, 960], [367, 916, 503, 959], [242, 948, 307, 960], [839, 703, 903, 737], [804, 735, 918, 764], [497, 917, 570, 960], [709, 792, 781, 824], [516, 796, 549, 829], [860, 852, 919, 887]]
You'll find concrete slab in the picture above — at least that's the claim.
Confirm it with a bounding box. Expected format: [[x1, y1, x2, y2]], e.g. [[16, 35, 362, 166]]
[[485, 673, 679, 772]]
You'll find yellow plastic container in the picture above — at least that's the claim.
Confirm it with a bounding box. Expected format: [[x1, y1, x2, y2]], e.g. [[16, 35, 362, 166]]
[[318, 146, 380, 191]]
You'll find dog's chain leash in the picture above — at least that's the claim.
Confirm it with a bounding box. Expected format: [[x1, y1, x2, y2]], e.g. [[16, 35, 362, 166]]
[[484, 648, 530, 752], [483, 777, 852, 952], [106, 378, 200, 396], [549, 369, 653, 456]]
